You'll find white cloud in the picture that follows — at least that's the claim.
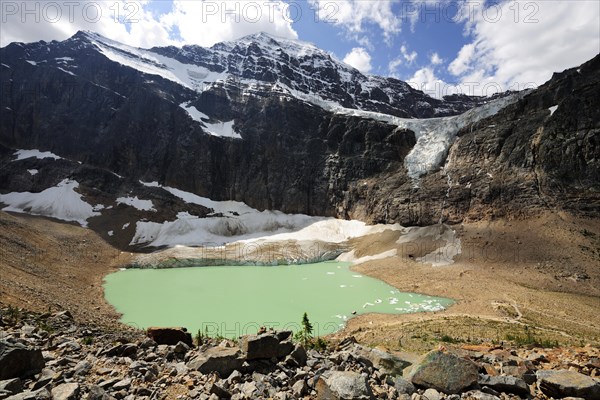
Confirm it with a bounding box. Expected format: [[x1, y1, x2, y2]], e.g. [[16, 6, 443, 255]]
[[406, 67, 458, 99], [343, 47, 372, 73], [448, 43, 475, 76], [400, 45, 417, 64], [307, 0, 401, 42], [388, 58, 403, 75], [0, 0, 297, 48], [430, 52, 443, 65], [164, 0, 297, 47], [448, 0, 600, 93]]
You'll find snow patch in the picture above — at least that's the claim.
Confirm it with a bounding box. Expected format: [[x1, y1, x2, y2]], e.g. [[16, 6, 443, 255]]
[[108, 230, 114, 236], [13, 149, 62, 161], [132, 183, 400, 247], [57, 67, 76, 76], [548, 105, 558, 116], [116, 196, 156, 212], [25, 60, 37, 65], [27, 169, 39, 176], [0, 179, 100, 226], [180, 103, 241, 139]]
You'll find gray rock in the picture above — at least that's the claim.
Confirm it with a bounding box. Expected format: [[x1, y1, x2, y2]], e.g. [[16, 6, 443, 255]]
[[387, 376, 415, 395], [239, 333, 293, 361], [0, 379, 22, 395], [352, 345, 412, 377], [74, 360, 92, 376], [292, 380, 308, 397], [0, 342, 45, 380], [286, 345, 308, 367], [111, 378, 132, 391], [463, 391, 500, 400], [478, 374, 529, 396], [240, 381, 258, 398], [85, 385, 112, 400], [536, 369, 600, 400], [316, 371, 374, 400], [422, 388, 441, 400], [51, 383, 80, 400], [5, 388, 51, 400], [409, 351, 478, 394], [174, 341, 190, 354], [209, 383, 231, 399], [227, 370, 243, 385], [187, 347, 243, 378]]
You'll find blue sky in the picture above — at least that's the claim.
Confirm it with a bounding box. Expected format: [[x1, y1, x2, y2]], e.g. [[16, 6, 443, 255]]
[[1, 0, 599, 97]]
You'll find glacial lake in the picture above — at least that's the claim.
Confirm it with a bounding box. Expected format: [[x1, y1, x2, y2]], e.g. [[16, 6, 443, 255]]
[[104, 261, 453, 337]]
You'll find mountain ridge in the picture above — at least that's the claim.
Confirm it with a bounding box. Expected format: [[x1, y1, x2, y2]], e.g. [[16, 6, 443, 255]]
[[0, 32, 598, 239]]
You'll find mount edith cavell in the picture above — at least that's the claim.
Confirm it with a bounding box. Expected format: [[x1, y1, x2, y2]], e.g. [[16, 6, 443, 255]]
[[1, 30, 599, 400]]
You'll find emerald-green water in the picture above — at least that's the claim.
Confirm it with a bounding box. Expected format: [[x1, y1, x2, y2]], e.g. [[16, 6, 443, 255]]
[[104, 261, 453, 337]]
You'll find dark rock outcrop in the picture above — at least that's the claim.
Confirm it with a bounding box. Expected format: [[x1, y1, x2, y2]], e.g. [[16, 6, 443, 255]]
[[147, 327, 193, 347], [238, 332, 294, 360], [0, 342, 45, 380]]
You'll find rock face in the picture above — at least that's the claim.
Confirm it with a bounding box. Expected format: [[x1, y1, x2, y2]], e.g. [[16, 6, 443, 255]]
[[316, 371, 374, 400], [0, 342, 45, 380], [409, 350, 479, 394], [536, 369, 600, 399], [147, 327, 193, 347], [1, 31, 597, 231]]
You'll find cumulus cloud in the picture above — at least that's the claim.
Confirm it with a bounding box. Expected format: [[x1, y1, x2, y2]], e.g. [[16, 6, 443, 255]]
[[448, 0, 600, 93], [307, 0, 401, 42], [400, 45, 417, 64], [406, 67, 460, 99], [343, 47, 372, 73], [430, 52, 443, 65], [0, 0, 297, 48]]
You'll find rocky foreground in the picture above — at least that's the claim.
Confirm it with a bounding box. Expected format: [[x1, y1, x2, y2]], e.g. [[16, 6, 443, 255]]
[[1, 308, 599, 400]]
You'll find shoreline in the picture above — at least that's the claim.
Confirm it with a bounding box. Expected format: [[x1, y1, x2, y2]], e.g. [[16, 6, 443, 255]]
[[2, 210, 599, 351]]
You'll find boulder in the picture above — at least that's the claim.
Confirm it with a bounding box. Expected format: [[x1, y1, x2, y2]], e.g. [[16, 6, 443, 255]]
[[51, 383, 80, 400], [478, 374, 529, 396], [146, 327, 192, 347], [536, 370, 600, 400], [209, 383, 231, 399], [409, 350, 478, 394], [386, 376, 415, 395], [186, 347, 243, 378], [4, 388, 51, 400], [286, 344, 308, 367], [0, 342, 45, 380], [86, 385, 112, 400], [352, 345, 412, 376], [316, 371, 374, 400], [239, 332, 294, 360], [0, 378, 23, 395]]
